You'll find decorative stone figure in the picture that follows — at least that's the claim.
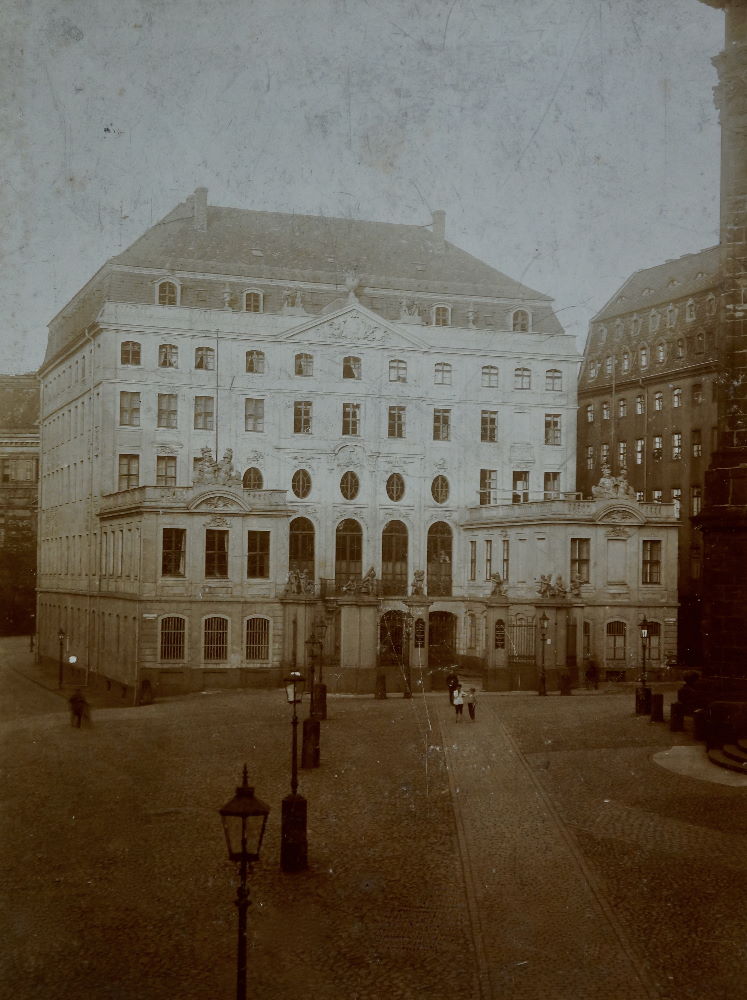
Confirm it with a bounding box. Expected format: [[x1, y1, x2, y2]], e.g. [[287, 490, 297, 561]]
[[490, 572, 507, 597], [411, 570, 425, 596], [570, 574, 583, 597], [359, 566, 377, 594], [537, 574, 553, 598]]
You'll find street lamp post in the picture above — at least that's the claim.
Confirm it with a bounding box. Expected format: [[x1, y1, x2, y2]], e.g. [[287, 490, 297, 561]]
[[538, 612, 549, 696], [218, 766, 270, 1000], [311, 616, 328, 720], [636, 616, 652, 714], [281, 671, 308, 872], [58, 628, 65, 689]]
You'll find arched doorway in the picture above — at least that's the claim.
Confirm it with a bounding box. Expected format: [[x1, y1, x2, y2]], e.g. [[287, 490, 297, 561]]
[[379, 610, 408, 666], [335, 518, 362, 589], [427, 522, 452, 596], [381, 521, 408, 596], [289, 517, 315, 577], [429, 611, 456, 667]]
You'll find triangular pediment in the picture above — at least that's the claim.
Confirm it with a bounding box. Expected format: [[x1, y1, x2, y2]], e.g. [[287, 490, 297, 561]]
[[280, 303, 429, 349]]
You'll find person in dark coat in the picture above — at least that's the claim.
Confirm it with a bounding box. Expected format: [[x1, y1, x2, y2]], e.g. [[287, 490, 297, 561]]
[[68, 690, 89, 728], [445, 667, 459, 705], [584, 658, 599, 691]]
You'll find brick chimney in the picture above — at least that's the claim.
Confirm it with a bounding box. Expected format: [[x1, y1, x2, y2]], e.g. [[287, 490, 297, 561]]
[[432, 209, 446, 249], [193, 186, 208, 232]]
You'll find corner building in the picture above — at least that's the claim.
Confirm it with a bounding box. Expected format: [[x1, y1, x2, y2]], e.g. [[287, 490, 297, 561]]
[[577, 248, 720, 665], [39, 189, 660, 697]]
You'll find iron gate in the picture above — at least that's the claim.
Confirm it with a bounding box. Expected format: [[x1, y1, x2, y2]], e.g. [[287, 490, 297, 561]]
[[506, 621, 536, 669]]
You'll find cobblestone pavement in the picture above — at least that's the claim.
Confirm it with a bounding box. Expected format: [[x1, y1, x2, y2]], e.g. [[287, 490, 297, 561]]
[[1, 638, 745, 999]]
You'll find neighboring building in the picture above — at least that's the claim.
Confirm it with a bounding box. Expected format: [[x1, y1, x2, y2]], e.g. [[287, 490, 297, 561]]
[[577, 248, 720, 664], [0, 373, 39, 634], [37, 189, 665, 697]]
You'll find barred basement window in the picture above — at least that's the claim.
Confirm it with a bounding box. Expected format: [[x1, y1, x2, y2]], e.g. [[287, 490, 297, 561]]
[[245, 617, 270, 661], [203, 617, 228, 660], [160, 616, 185, 660]]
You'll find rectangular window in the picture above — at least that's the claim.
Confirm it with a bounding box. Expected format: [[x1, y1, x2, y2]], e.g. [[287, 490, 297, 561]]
[[245, 618, 270, 660], [469, 540, 477, 581], [388, 406, 406, 439], [119, 391, 141, 426], [635, 395, 645, 415], [672, 488, 682, 515], [342, 402, 360, 436], [247, 531, 270, 578], [618, 398, 627, 418], [481, 410, 498, 442], [570, 538, 590, 583], [205, 529, 228, 578], [635, 439, 644, 465], [156, 456, 177, 487], [245, 398, 265, 432], [157, 393, 178, 428], [502, 539, 509, 580], [204, 618, 228, 660], [618, 441, 627, 468], [160, 616, 185, 660], [162, 528, 186, 576], [691, 485, 702, 516], [484, 539, 493, 580], [118, 454, 139, 491], [642, 540, 662, 584], [543, 472, 560, 499], [433, 408, 451, 441], [601, 443, 610, 464], [586, 445, 594, 470], [653, 489, 663, 502], [512, 470, 529, 504], [479, 469, 498, 505], [194, 396, 215, 430], [159, 344, 178, 368], [692, 429, 702, 458], [293, 401, 312, 434], [672, 432, 682, 460], [544, 413, 562, 445]]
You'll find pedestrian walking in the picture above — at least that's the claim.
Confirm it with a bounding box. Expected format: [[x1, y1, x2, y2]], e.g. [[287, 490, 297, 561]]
[[464, 687, 478, 721], [584, 658, 599, 691], [453, 684, 464, 721], [446, 667, 459, 705], [68, 689, 90, 728]]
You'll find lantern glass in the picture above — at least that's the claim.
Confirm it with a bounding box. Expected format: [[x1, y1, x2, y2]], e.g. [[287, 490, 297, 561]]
[[58, 628, 65, 641], [219, 771, 270, 863], [640, 617, 649, 640], [284, 671, 305, 703], [540, 613, 550, 632]]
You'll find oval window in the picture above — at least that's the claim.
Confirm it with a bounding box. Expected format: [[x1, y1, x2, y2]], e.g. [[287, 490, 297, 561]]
[[386, 473, 405, 501], [292, 469, 312, 499], [431, 475, 449, 504], [340, 471, 360, 500]]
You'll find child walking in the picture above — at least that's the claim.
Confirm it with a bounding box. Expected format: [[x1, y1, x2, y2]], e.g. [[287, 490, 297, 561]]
[[453, 684, 464, 721], [464, 687, 478, 721]]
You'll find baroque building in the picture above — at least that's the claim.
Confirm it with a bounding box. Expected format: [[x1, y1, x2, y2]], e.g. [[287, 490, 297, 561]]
[[37, 190, 672, 698], [577, 248, 720, 664], [0, 374, 39, 634]]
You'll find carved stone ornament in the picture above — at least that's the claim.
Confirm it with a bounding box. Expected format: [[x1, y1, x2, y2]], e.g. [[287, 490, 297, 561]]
[[205, 515, 230, 527], [326, 312, 388, 345], [198, 497, 240, 511], [334, 443, 365, 468], [510, 443, 535, 464], [245, 450, 264, 464], [193, 446, 241, 486], [603, 510, 637, 522], [606, 526, 631, 538], [156, 444, 181, 455], [592, 463, 637, 501]]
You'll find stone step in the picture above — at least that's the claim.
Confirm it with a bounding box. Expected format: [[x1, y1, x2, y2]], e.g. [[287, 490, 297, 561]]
[[737, 738, 747, 754], [722, 743, 747, 765], [708, 747, 747, 774]]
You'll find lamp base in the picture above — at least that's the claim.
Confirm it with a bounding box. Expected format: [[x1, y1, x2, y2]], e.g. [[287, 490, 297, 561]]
[[280, 793, 308, 873]]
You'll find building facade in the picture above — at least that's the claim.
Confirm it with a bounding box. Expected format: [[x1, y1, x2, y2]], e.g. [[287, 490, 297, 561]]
[[577, 248, 720, 664], [37, 190, 670, 697], [0, 374, 39, 634]]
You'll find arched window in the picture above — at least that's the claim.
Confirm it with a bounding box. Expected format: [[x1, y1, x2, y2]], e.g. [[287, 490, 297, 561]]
[[695, 331, 704, 353], [295, 353, 314, 376], [605, 621, 626, 661], [343, 356, 361, 379], [245, 617, 270, 660], [292, 469, 312, 499], [586, 403, 594, 423], [433, 305, 451, 327], [121, 341, 141, 365], [195, 346, 215, 370], [340, 471, 360, 500], [434, 362, 452, 384], [685, 299, 696, 322], [427, 522, 452, 597], [666, 305, 677, 328], [588, 361, 599, 379], [289, 517, 314, 576], [647, 620, 662, 661], [605, 356, 614, 376], [246, 350, 265, 373], [389, 359, 407, 383], [204, 617, 228, 661], [672, 388, 682, 408], [335, 519, 363, 588], [545, 369, 562, 390], [656, 342, 666, 363], [514, 367, 531, 390], [602, 401, 610, 420], [706, 293, 717, 317], [431, 475, 449, 504], [512, 309, 530, 332], [386, 473, 405, 501], [654, 392, 663, 411], [381, 520, 408, 596], [494, 619, 506, 649], [622, 350, 630, 373], [160, 615, 185, 660], [158, 343, 178, 368], [242, 467, 263, 490], [639, 345, 648, 369], [244, 291, 263, 313], [481, 365, 499, 387], [157, 280, 178, 306], [631, 316, 641, 336], [676, 338, 685, 359], [649, 310, 660, 333]]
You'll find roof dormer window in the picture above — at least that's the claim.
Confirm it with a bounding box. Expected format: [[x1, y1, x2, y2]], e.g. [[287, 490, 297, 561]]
[[433, 305, 451, 327], [244, 290, 264, 313], [512, 309, 530, 333], [156, 279, 179, 306]]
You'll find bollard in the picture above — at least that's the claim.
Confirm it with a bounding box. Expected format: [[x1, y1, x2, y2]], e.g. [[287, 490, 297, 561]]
[[312, 683, 327, 720], [635, 686, 652, 715], [692, 708, 707, 742], [650, 692, 664, 722], [280, 793, 308, 872], [670, 700, 685, 732], [301, 716, 321, 769]]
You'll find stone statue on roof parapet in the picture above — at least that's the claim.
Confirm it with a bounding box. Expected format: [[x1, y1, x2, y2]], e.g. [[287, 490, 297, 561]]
[[591, 463, 637, 501]]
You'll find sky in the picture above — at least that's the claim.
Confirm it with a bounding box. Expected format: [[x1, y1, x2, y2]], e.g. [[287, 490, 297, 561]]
[[2, 0, 725, 374]]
